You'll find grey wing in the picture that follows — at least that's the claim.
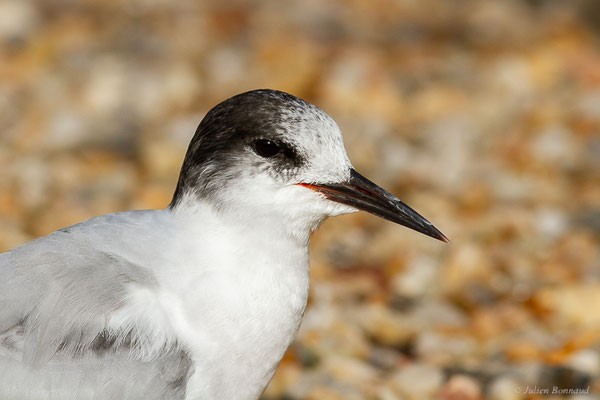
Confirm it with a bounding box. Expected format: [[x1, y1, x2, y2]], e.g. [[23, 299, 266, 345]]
[[0, 229, 192, 400]]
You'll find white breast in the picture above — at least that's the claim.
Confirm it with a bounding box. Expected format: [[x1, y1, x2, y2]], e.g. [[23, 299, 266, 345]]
[[118, 206, 311, 400]]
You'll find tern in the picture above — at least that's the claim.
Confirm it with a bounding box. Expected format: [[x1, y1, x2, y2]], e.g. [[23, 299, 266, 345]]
[[0, 89, 448, 400]]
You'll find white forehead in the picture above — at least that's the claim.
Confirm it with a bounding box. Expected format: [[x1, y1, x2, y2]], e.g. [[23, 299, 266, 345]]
[[277, 103, 353, 184]]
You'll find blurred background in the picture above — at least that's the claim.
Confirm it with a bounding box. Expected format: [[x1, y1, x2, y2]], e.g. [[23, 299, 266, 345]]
[[1, 0, 599, 399]]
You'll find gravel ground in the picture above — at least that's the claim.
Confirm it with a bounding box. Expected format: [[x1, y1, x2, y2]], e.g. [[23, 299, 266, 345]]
[[1, 1, 599, 399]]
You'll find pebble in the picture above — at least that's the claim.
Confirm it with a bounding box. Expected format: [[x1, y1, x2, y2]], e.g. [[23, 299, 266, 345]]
[[441, 243, 492, 296], [535, 207, 568, 239], [488, 376, 522, 400], [568, 349, 600, 376], [438, 374, 482, 400], [355, 303, 416, 347], [533, 285, 600, 329], [391, 255, 438, 298], [0, 1, 39, 44], [532, 125, 578, 168], [45, 112, 89, 150], [388, 363, 444, 400], [416, 331, 478, 365]]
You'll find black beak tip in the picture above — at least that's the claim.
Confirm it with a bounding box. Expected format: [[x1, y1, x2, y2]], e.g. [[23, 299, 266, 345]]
[[432, 228, 451, 244], [413, 216, 450, 243]]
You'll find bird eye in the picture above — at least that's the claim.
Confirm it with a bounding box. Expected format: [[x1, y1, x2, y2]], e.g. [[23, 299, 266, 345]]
[[253, 139, 281, 158]]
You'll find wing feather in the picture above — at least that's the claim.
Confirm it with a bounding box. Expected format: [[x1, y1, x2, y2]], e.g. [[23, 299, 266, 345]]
[[0, 214, 193, 399]]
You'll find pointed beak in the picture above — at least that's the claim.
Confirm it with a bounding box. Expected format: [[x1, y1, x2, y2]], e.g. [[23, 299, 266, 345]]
[[299, 169, 450, 243]]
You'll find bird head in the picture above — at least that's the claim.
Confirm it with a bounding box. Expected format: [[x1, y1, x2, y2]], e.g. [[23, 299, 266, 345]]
[[170, 89, 448, 243]]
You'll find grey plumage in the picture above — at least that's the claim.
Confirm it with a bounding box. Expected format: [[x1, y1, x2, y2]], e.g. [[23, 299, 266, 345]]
[[0, 211, 192, 399]]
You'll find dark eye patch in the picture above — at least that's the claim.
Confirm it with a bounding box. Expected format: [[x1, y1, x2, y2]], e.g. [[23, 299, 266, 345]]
[[253, 139, 281, 158], [170, 89, 311, 207]]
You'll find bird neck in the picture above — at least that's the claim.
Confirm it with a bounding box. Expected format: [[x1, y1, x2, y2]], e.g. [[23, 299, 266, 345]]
[[168, 193, 318, 247]]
